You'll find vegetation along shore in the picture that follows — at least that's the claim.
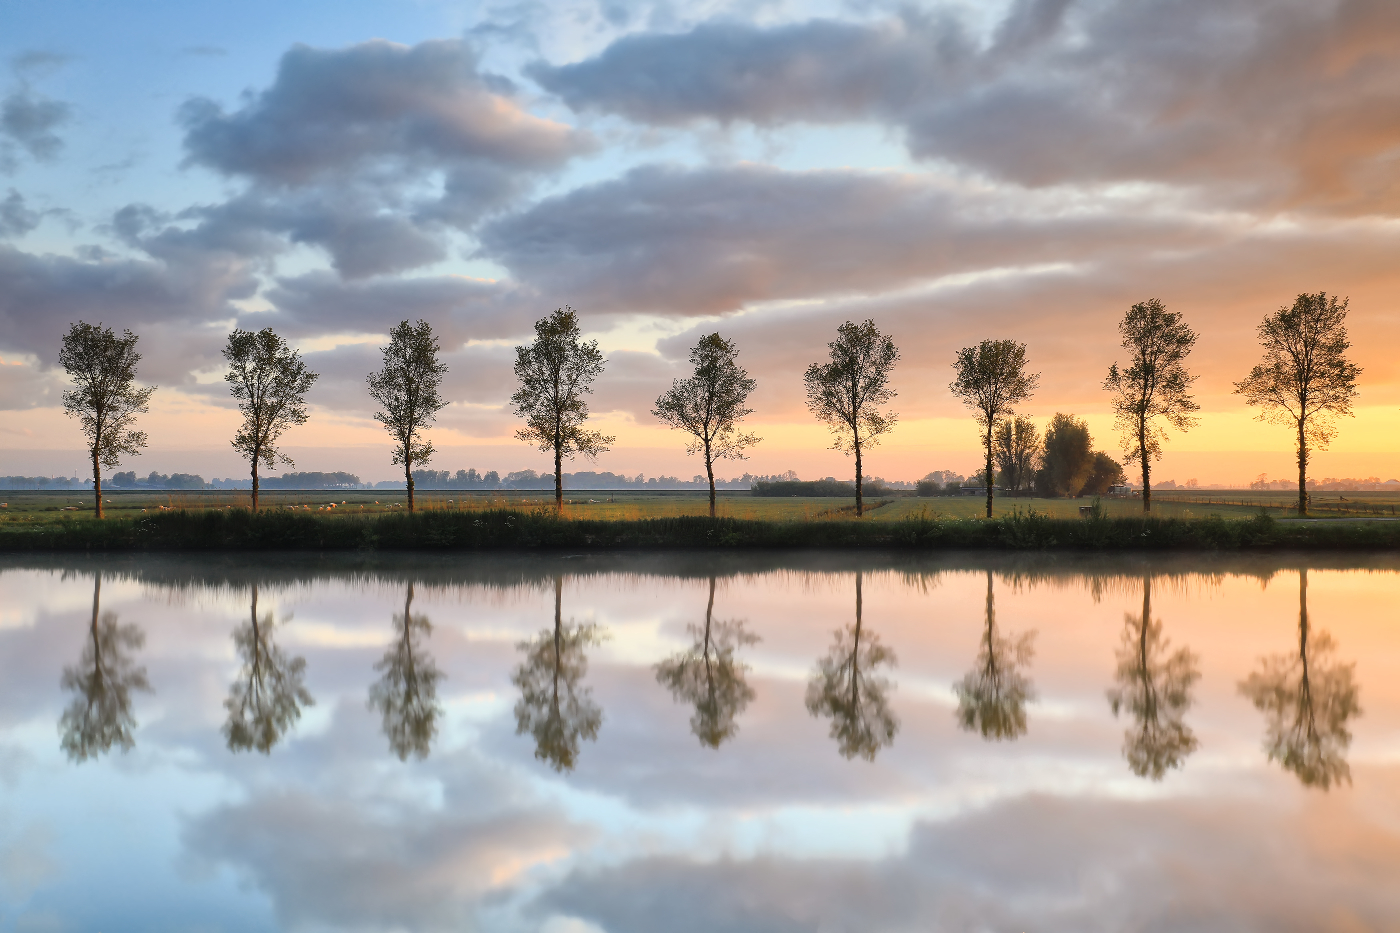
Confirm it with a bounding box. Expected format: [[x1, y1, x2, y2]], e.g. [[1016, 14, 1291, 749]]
[[2, 503, 1398, 553]]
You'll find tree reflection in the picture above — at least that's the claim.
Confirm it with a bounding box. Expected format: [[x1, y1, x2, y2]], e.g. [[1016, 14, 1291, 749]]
[[59, 572, 152, 762], [1239, 568, 1361, 789], [223, 584, 314, 754], [954, 570, 1036, 740], [512, 576, 604, 771], [805, 571, 898, 761], [1106, 575, 1201, 779], [655, 576, 760, 748], [368, 582, 444, 761]]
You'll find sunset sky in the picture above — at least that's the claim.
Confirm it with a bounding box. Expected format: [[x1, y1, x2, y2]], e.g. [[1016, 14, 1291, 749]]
[[2, 0, 1398, 485]]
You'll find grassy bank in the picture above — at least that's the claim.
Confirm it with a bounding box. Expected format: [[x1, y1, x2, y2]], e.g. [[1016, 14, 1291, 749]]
[[1, 507, 1398, 552]]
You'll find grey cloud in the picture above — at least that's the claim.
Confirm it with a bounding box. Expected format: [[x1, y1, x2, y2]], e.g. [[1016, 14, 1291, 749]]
[[538, 783, 1400, 933], [533, 0, 1400, 214], [181, 39, 580, 185], [0, 240, 250, 388], [0, 190, 39, 238], [478, 162, 1212, 317], [1, 85, 71, 167], [175, 39, 588, 275], [263, 271, 534, 346]]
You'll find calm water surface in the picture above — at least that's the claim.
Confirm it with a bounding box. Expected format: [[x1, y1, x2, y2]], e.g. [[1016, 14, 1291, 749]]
[[2, 551, 1398, 932]]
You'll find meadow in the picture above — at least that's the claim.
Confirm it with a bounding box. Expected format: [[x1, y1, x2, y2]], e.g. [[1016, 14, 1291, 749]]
[[4, 487, 1398, 528]]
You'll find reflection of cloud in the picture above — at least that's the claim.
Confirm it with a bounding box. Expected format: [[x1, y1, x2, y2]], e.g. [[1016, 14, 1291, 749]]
[[0, 822, 58, 904], [536, 783, 1400, 933], [183, 778, 590, 932]]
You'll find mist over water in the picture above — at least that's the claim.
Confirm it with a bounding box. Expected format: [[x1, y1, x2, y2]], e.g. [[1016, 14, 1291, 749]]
[[2, 552, 1398, 931]]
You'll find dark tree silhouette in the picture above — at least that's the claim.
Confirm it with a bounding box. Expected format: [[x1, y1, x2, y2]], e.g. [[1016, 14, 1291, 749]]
[[224, 328, 319, 511], [223, 584, 314, 754], [59, 322, 155, 518], [950, 339, 1039, 517], [369, 582, 444, 761], [653, 333, 760, 518], [955, 571, 1037, 740], [512, 576, 604, 771], [805, 571, 898, 760], [1104, 299, 1200, 513], [1233, 293, 1362, 516], [1239, 568, 1361, 789], [368, 319, 448, 513], [1106, 575, 1201, 779], [59, 572, 152, 761], [655, 576, 760, 748], [511, 307, 614, 510], [993, 414, 1040, 494], [804, 320, 899, 517]]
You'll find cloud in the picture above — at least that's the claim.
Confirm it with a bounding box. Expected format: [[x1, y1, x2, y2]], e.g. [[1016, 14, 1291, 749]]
[[177, 38, 589, 276], [0, 85, 71, 169], [536, 781, 1400, 933], [532, 0, 1400, 215], [263, 270, 533, 345], [0, 190, 39, 238], [478, 162, 1214, 317]]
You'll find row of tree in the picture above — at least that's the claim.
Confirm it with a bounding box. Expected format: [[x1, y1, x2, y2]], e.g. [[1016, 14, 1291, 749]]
[[59, 292, 1363, 518], [61, 568, 1356, 788]]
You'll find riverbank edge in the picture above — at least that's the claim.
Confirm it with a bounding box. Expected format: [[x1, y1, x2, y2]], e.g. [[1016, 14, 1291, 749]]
[[2, 508, 1398, 552]]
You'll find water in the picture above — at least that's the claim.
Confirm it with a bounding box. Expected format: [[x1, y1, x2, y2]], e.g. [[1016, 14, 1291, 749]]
[[1, 551, 1398, 932]]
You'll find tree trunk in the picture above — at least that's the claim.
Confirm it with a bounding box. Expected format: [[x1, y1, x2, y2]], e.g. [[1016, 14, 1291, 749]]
[[405, 455, 415, 513], [850, 571, 862, 710], [1140, 417, 1151, 513], [554, 440, 563, 511], [705, 442, 716, 519], [854, 427, 864, 518], [251, 452, 260, 512], [984, 425, 995, 519], [93, 451, 103, 519], [1297, 417, 1308, 517]]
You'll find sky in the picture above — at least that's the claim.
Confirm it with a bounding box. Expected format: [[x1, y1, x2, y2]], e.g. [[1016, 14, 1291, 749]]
[[1, 0, 1398, 485]]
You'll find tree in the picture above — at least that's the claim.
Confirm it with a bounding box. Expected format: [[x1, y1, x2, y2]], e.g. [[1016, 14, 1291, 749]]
[[1106, 576, 1200, 780], [1238, 568, 1360, 789], [59, 572, 151, 761], [511, 308, 614, 510], [1234, 293, 1362, 516], [993, 414, 1041, 494], [805, 572, 899, 760], [1082, 451, 1127, 496], [653, 334, 760, 518], [804, 320, 899, 517], [368, 320, 448, 513], [224, 328, 319, 511], [950, 340, 1039, 518], [1036, 413, 1095, 497], [954, 571, 1036, 740], [511, 576, 605, 771], [59, 322, 156, 519], [654, 577, 760, 748], [224, 584, 314, 754], [1104, 299, 1200, 513], [369, 582, 443, 761]]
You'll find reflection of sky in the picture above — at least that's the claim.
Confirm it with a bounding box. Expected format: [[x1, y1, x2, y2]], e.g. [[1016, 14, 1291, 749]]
[[1, 554, 1399, 931]]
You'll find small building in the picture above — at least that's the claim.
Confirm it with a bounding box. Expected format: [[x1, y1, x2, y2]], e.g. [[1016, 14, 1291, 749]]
[[1107, 484, 1136, 497], [958, 485, 1002, 497]]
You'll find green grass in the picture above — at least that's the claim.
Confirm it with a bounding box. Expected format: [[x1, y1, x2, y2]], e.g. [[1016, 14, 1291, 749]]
[[2, 504, 1398, 552]]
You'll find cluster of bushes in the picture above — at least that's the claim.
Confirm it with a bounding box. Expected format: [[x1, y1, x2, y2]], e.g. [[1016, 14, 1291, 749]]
[[752, 478, 907, 497], [0, 475, 85, 490], [915, 413, 1126, 498], [110, 471, 208, 490]]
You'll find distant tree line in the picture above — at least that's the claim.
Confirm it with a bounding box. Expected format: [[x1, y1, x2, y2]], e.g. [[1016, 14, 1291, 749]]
[[55, 291, 1369, 518]]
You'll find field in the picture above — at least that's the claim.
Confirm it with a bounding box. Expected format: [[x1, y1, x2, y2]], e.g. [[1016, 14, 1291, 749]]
[[3, 486, 1398, 530]]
